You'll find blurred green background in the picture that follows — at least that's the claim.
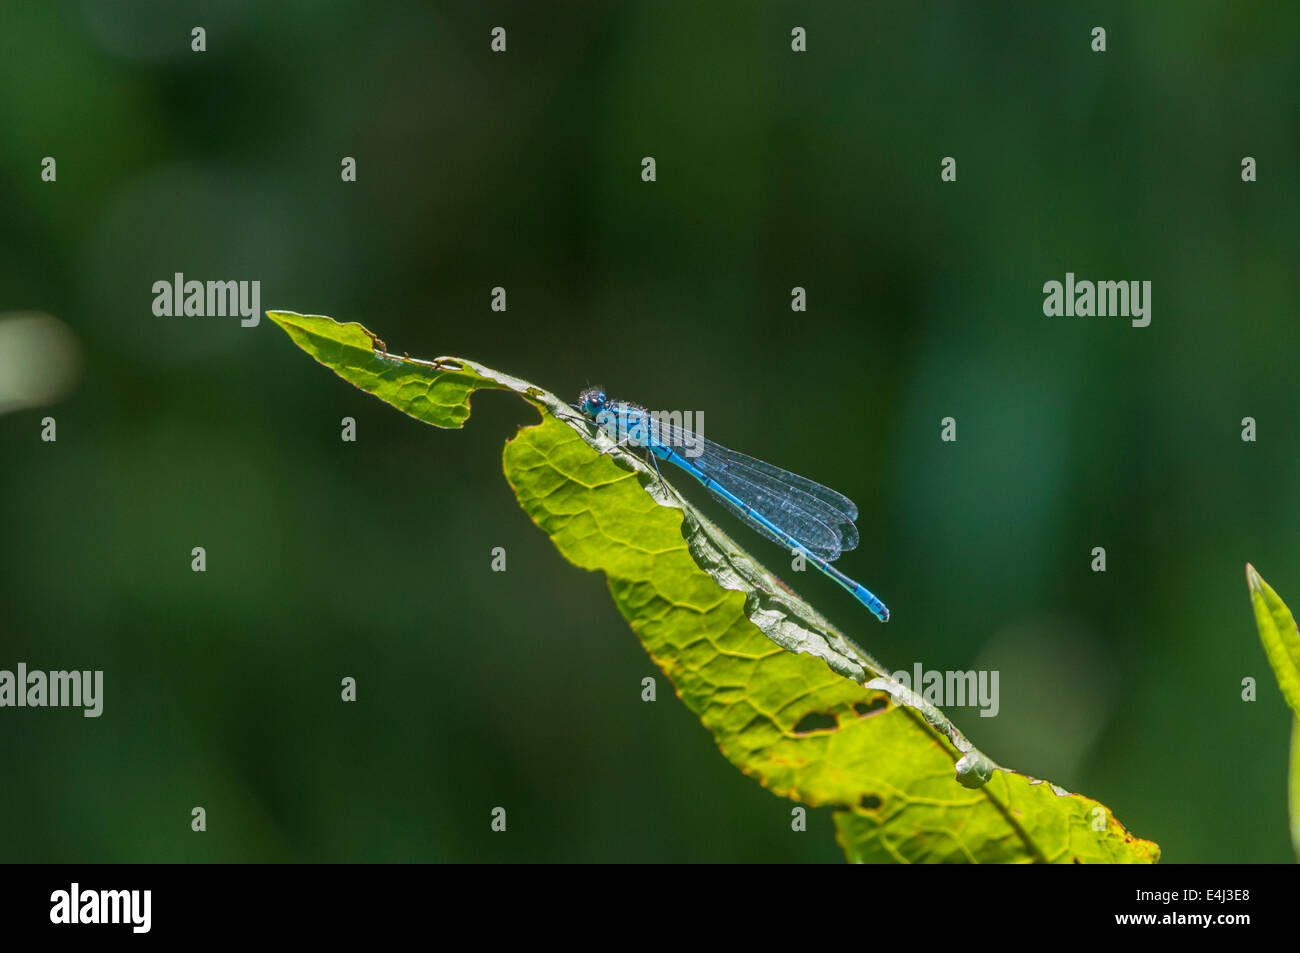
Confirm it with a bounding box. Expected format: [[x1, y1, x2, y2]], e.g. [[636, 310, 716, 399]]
[[2, 1, 1298, 862]]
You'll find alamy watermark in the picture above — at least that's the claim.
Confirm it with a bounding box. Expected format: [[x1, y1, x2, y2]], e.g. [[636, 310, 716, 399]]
[[0, 663, 103, 717], [594, 408, 706, 458], [891, 663, 1000, 717], [151, 272, 261, 327], [50, 883, 150, 933], [1042, 272, 1151, 327]]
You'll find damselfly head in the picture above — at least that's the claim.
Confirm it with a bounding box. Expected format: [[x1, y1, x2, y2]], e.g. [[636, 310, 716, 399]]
[[576, 387, 608, 416]]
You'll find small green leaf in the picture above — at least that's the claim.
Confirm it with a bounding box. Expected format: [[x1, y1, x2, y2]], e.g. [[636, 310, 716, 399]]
[[1245, 563, 1300, 861], [266, 310, 548, 428], [269, 311, 1159, 864], [1247, 564, 1300, 717]]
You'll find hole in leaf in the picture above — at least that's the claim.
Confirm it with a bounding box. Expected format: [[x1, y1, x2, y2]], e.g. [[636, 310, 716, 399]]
[[853, 697, 888, 718], [860, 795, 882, 810], [793, 711, 838, 734]]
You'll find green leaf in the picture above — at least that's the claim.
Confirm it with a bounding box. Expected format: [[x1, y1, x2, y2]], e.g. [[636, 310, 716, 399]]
[[1245, 563, 1300, 860], [1247, 564, 1300, 717], [265, 309, 545, 427], [269, 311, 1159, 864]]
